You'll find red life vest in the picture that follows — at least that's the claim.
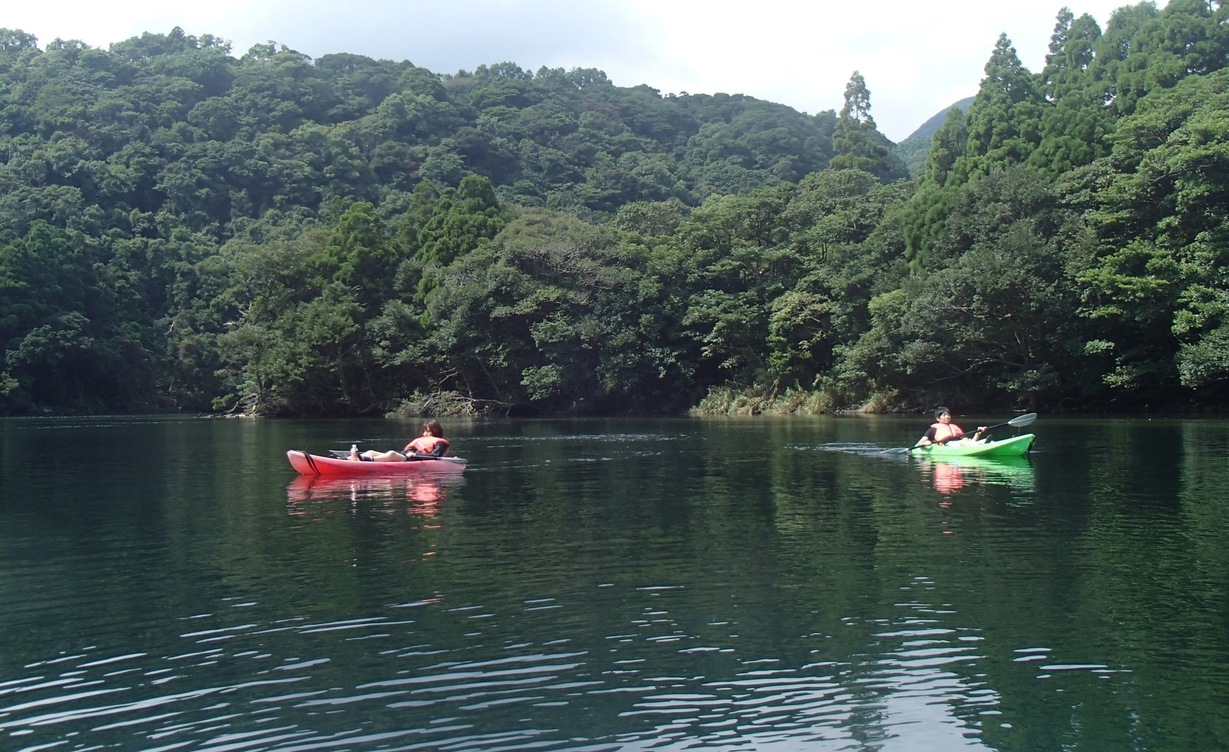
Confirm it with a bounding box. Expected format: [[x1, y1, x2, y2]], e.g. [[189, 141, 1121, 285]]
[[405, 435, 449, 455], [930, 421, 965, 444]]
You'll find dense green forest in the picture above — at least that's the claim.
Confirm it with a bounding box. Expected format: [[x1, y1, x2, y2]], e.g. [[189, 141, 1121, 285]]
[[1, 0, 1227, 417]]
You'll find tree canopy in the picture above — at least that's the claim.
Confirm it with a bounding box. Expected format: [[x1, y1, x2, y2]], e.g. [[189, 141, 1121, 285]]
[[4, 0, 1229, 417]]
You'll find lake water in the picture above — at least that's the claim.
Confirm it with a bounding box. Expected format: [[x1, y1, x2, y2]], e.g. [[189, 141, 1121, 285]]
[[2, 414, 1228, 751]]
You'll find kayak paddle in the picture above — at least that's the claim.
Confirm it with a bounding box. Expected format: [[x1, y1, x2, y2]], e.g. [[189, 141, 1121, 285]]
[[980, 412, 1037, 433]]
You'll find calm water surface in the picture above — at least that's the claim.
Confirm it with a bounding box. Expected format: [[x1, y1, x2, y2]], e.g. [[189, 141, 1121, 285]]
[[1, 415, 1228, 751]]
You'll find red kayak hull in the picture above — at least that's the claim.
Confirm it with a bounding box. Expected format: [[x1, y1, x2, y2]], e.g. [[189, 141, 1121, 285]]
[[286, 450, 467, 476]]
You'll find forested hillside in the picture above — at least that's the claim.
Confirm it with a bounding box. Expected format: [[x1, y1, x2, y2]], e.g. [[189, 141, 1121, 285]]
[[2, 0, 1228, 417], [893, 96, 973, 177]]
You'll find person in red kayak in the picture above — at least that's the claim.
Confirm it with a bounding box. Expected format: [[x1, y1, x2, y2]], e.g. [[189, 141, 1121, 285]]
[[914, 406, 986, 448], [350, 419, 450, 462]]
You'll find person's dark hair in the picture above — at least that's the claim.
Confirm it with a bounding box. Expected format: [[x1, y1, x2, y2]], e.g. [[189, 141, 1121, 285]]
[[934, 406, 951, 419], [422, 419, 444, 438]]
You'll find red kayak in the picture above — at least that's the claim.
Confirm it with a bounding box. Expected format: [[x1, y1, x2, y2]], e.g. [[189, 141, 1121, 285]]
[[286, 450, 468, 476]]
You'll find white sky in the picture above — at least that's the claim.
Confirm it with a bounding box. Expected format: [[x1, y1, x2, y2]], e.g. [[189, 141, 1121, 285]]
[[5, 0, 1138, 142]]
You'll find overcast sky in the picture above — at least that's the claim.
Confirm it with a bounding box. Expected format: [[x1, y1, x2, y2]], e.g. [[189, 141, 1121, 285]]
[[7, 0, 1136, 142]]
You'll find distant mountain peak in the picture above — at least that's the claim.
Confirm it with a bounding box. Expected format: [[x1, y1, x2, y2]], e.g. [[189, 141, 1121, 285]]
[[892, 96, 975, 177]]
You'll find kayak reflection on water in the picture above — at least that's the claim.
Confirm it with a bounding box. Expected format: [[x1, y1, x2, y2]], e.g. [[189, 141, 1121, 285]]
[[286, 474, 462, 513], [919, 455, 1037, 495]]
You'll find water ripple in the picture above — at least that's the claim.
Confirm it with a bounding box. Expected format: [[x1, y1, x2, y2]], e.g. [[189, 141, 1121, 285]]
[[0, 588, 1030, 752]]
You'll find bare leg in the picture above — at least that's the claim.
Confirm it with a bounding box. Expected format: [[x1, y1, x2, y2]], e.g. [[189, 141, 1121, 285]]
[[366, 450, 406, 462]]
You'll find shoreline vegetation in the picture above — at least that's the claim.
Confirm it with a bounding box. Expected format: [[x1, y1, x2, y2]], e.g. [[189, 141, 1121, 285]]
[[687, 386, 903, 417], [3, 3, 1228, 419]]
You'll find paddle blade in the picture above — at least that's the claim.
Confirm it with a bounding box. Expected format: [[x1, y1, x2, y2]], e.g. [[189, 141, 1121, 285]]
[[1006, 412, 1037, 428]]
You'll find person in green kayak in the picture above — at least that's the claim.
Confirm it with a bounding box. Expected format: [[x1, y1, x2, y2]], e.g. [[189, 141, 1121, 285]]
[[914, 406, 987, 448], [349, 419, 450, 462]]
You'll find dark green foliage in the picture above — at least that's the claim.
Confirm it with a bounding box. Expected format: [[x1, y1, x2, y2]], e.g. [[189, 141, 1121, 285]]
[[0, 222, 157, 412], [417, 208, 691, 413], [1075, 68, 1229, 397], [892, 96, 973, 177], [903, 109, 967, 264], [3, 1, 1229, 417], [902, 167, 1079, 405], [830, 71, 909, 182], [770, 170, 909, 392], [405, 175, 509, 309], [1029, 11, 1114, 174], [0, 25, 843, 415], [961, 35, 1047, 179], [861, 0, 1229, 412]]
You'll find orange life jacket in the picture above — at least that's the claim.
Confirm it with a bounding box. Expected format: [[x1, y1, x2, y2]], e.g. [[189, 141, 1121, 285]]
[[405, 435, 449, 455], [930, 422, 965, 444]]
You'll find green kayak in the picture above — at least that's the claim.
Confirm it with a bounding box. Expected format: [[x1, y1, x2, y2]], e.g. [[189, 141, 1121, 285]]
[[912, 433, 1035, 457]]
